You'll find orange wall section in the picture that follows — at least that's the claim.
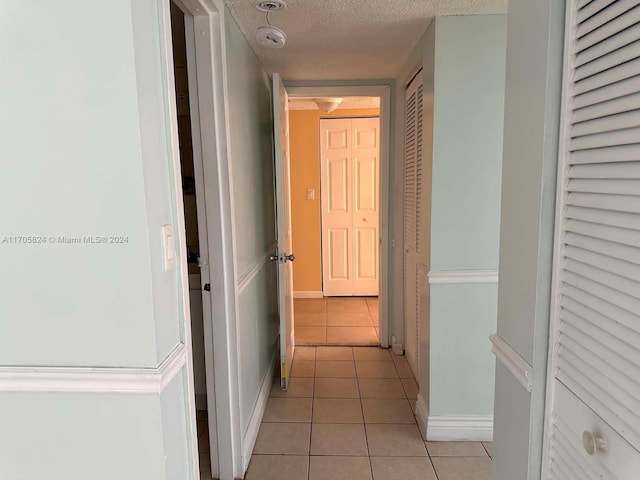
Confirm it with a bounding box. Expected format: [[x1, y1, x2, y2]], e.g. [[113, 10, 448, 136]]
[[289, 108, 380, 293]]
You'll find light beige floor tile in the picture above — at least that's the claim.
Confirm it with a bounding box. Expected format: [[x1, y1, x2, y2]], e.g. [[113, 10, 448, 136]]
[[310, 423, 368, 455], [390, 356, 415, 379], [315, 360, 356, 378], [353, 347, 393, 362], [327, 327, 378, 345], [426, 441, 489, 457], [366, 297, 379, 308], [309, 456, 372, 480], [370, 456, 437, 480], [409, 398, 417, 413], [356, 361, 399, 379], [245, 455, 309, 480], [270, 377, 314, 398], [290, 359, 315, 378], [358, 378, 405, 398], [483, 441, 493, 457], [294, 346, 316, 361], [313, 398, 363, 423], [374, 327, 379, 339], [366, 424, 428, 456], [327, 312, 374, 326], [431, 456, 492, 480], [294, 298, 326, 313], [254, 423, 311, 454], [362, 398, 415, 423], [314, 377, 360, 398], [316, 346, 353, 361], [199, 453, 212, 480], [263, 397, 313, 422], [401, 378, 419, 399], [295, 312, 327, 327], [295, 326, 326, 345], [327, 297, 370, 314]]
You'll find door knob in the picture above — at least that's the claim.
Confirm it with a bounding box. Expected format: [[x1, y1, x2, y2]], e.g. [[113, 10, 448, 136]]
[[363, 217, 367, 222], [582, 430, 605, 456], [284, 253, 295, 262]]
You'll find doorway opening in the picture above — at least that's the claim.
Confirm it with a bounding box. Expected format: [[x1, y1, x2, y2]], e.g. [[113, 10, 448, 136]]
[[287, 96, 383, 347]]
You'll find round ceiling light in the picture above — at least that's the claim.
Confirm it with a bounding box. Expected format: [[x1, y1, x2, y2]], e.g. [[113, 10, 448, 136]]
[[256, 25, 287, 48], [255, 1, 286, 12], [313, 98, 343, 113]]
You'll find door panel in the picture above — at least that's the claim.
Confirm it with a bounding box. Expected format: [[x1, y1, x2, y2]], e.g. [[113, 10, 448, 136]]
[[272, 73, 294, 390], [321, 117, 380, 297]]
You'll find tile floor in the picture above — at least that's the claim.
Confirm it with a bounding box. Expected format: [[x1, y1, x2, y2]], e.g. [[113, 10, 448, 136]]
[[229, 346, 494, 480], [295, 297, 379, 346]]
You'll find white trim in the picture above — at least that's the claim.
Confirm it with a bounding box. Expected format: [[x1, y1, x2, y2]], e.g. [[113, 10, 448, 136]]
[[428, 270, 498, 284], [242, 348, 277, 473], [293, 291, 324, 299], [426, 415, 494, 441], [237, 242, 277, 294], [391, 336, 404, 356], [415, 393, 429, 439], [0, 343, 186, 393], [285, 84, 392, 349], [490, 334, 533, 392]]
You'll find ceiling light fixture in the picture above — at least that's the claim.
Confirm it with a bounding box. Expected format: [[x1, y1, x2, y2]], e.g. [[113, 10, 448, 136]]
[[313, 98, 343, 113], [255, 0, 287, 48]]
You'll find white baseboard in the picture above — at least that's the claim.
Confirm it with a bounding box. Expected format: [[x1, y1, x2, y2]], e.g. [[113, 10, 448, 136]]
[[415, 394, 429, 440], [426, 415, 494, 441], [391, 336, 404, 355], [242, 349, 277, 473], [293, 291, 324, 299]]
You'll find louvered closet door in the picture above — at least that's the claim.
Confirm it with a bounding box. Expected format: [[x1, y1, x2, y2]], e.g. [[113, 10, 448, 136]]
[[545, 2, 640, 479], [404, 71, 423, 378]]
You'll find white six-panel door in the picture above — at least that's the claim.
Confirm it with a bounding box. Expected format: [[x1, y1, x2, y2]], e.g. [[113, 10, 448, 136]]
[[321, 117, 380, 296]]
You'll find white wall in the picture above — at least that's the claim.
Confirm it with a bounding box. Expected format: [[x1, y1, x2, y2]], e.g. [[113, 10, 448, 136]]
[[492, 0, 565, 479], [0, 1, 196, 478]]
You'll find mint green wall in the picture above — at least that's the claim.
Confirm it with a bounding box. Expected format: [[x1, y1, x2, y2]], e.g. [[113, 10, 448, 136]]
[[431, 15, 506, 271], [0, 0, 158, 368], [492, 1, 564, 479], [0, 393, 165, 480], [428, 15, 506, 417], [223, 8, 279, 441], [0, 1, 196, 478], [430, 284, 497, 415]]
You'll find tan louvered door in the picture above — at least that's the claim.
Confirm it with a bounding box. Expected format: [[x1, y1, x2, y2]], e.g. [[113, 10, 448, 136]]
[[544, 1, 640, 478], [404, 72, 423, 378]]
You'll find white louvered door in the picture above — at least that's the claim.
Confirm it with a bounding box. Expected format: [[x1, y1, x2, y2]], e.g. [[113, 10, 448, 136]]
[[544, 2, 640, 479], [404, 72, 424, 378]]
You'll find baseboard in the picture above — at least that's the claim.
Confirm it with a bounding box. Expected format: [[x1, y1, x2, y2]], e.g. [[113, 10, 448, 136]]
[[415, 393, 429, 440], [242, 349, 277, 473], [426, 415, 494, 441], [391, 336, 404, 355], [293, 291, 324, 299], [195, 393, 207, 411]]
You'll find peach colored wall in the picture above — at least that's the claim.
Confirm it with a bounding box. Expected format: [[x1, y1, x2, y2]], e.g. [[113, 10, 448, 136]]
[[289, 108, 380, 292]]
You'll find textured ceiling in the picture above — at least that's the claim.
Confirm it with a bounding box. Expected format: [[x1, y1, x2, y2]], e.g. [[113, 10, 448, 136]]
[[224, 0, 507, 81], [289, 96, 380, 110]]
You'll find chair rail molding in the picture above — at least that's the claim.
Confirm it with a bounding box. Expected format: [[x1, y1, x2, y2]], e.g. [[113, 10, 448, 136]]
[[237, 241, 277, 294], [428, 269, 498, 284], [0, 343, 186, 394], [489, 333, 533, 392]]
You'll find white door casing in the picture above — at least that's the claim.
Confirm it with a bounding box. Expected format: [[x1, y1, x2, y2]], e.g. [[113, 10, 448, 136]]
[[403, 72, 425, 379], [321, 117, 380, 297], [543, 1, 640, 478], [273, 73, 295, 390]]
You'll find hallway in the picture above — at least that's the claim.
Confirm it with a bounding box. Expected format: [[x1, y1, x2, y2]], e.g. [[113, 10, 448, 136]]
[[197, 347, 492, 480]]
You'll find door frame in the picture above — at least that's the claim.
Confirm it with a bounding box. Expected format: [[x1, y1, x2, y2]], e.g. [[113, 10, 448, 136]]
[[165, 0, 242, 478], [287, 85, 392, 348]]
